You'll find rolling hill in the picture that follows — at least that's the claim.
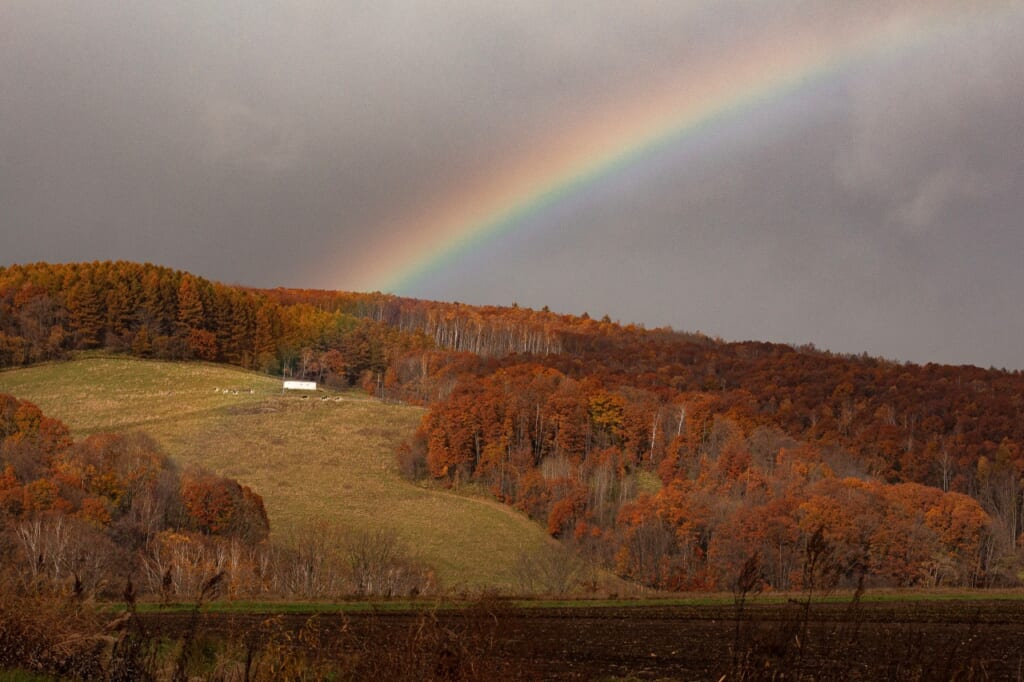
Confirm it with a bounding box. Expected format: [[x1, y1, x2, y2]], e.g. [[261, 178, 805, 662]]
[[3, 261, 1021, 591], [0, 355, 560, 590]]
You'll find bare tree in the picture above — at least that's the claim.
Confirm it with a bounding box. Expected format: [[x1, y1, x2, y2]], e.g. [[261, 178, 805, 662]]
[[512, 543, 586, 596]]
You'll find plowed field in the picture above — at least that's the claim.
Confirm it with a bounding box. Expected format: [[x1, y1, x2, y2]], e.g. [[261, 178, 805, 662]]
[[138, 599, 1024, 680]]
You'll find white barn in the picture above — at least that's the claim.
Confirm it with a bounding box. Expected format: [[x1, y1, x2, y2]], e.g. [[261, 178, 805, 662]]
[[283, 380, 317, 391]]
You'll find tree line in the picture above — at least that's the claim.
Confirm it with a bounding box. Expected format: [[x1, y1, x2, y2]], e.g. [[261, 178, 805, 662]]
[[0, 261, 431, 389]]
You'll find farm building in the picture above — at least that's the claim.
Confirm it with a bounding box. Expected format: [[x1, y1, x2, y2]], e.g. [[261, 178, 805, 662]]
[[283, 380, 317, 391]]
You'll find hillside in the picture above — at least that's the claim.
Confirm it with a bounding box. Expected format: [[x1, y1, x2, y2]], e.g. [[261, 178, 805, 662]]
[[0, 356, 559, 590], [2, 261, 1023, 592]]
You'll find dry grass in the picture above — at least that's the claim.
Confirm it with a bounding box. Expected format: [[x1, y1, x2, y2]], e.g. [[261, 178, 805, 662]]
[[0, 356, 555, 590]]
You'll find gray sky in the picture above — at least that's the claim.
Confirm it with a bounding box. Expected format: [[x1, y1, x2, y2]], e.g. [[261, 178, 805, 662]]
[[2, 1, 1023, 369]]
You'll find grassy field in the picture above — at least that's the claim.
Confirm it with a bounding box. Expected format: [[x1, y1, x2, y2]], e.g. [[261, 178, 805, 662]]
[[0, 356, 559, 590]]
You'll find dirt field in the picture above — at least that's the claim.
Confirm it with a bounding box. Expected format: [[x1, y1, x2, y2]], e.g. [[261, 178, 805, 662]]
[[138, 599, 1024, 680]]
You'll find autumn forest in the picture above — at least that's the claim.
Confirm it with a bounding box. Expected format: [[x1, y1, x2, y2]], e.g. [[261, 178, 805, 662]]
[[2, 260, 1023, 596]]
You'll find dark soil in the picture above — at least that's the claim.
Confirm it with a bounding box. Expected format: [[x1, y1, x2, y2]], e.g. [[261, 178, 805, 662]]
[[138, 599, 1024, 680]]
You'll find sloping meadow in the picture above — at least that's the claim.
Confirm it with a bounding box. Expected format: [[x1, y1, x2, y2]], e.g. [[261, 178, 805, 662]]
[[0, 356, 557, 591]]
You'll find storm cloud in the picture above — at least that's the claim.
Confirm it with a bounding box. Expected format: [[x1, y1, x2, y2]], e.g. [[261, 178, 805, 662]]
[[2, 1, 1022, 368]]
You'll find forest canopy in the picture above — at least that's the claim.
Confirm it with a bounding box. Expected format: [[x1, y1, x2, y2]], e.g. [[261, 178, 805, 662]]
[[2, 261, 1022, 590]]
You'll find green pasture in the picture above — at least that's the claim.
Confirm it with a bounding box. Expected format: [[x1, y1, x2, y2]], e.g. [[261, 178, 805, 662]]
[[0, 356, 557, 590]]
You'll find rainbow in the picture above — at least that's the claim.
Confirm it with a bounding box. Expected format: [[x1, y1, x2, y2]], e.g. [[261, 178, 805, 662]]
[[340, 4, 988, 294]]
